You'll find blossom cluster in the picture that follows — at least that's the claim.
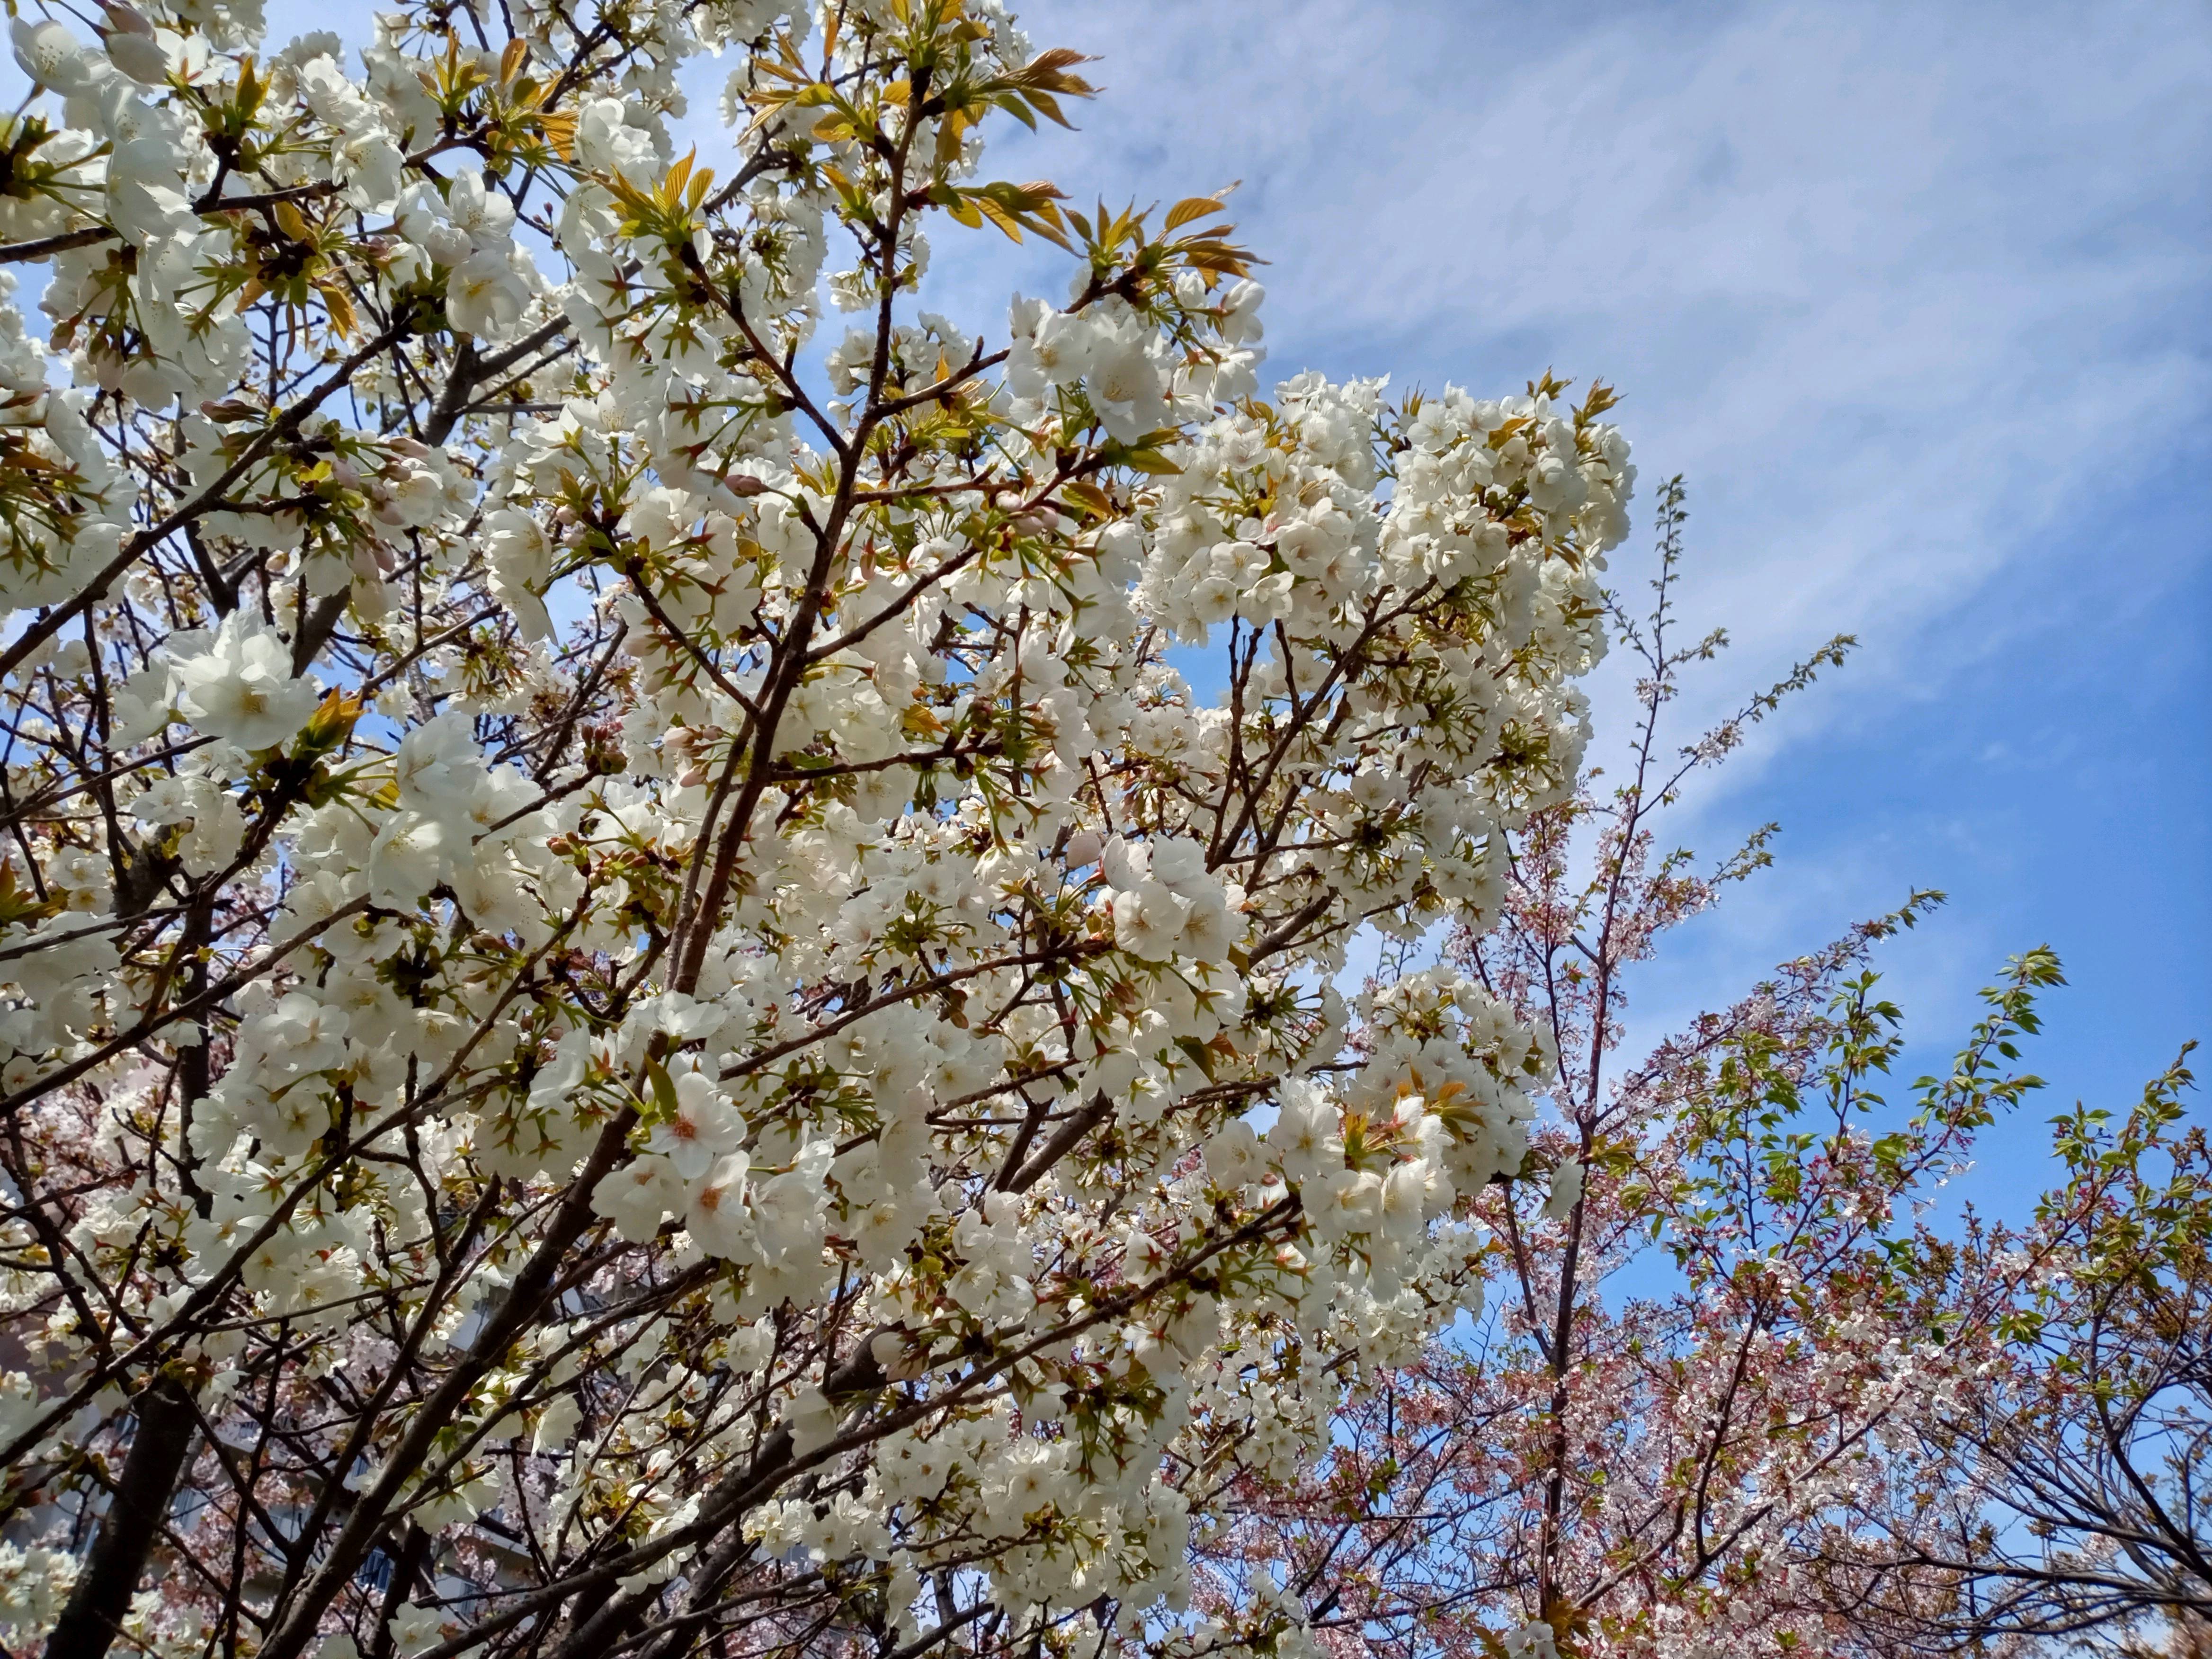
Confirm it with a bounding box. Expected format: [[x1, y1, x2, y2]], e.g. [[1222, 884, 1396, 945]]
[[0, 3, 1632, 1658]]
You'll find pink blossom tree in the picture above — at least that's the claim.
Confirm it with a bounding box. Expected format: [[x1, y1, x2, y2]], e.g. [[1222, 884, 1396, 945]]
[[1186, 480, 2202, 1659]]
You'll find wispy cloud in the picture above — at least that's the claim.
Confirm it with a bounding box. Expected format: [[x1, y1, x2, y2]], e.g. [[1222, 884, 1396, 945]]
[[903, 0, 2209, 739]]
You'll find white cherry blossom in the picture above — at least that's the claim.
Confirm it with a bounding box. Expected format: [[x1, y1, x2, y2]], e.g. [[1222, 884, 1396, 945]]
[[0, 6, 1635, 1657]]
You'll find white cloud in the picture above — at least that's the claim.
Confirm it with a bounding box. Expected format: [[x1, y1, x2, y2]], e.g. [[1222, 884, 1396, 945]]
[[900, 0, 2209, 770]]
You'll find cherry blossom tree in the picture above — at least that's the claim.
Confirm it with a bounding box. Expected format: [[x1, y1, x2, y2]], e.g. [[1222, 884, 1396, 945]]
[[1187, 483, 2202, 1659], [1815, 1046, 2209, 1651], [0, 2, 1641, 1657]]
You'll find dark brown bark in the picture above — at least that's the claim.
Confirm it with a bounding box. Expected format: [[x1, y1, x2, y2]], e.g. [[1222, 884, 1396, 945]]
[[43, 1374, 199, 1659], [365, 1526, 434, 1659]]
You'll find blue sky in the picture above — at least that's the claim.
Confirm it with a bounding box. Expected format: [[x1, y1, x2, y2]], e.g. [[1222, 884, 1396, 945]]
[[888, 0, 2212, 1212]]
